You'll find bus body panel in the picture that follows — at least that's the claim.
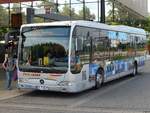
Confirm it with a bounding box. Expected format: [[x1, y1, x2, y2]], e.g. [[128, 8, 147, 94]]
[[18, 21, 147, 93]]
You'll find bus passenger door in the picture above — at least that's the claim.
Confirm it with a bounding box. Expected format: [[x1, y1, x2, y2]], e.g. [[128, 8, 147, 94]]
[[70, 30, 90, 82], [75, 37, 90, 81]]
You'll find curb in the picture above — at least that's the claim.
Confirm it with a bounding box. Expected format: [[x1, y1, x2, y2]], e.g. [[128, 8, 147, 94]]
[[0, 89, 31, 101]]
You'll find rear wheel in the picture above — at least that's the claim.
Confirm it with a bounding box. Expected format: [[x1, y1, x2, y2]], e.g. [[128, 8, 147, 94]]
[[95, 68, 104, 89]]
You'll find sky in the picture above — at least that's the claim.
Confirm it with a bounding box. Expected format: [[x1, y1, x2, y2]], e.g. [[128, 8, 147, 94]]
[[148, 0, 150, 13]]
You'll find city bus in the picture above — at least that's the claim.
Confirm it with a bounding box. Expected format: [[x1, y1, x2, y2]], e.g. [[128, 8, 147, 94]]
[[17, 21, 147, 92]]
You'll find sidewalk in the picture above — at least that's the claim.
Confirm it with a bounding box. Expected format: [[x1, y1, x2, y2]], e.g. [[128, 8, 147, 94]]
[[0, 88, 30, 101], [0, 69, 31, 101]]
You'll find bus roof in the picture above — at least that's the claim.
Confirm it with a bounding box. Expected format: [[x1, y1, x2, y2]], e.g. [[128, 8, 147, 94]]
[[21, 20, 146, 35], [111, 25, 146, 36]]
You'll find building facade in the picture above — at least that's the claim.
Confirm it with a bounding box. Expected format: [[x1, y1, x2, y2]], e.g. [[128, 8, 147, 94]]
[[118, 0, 148, 17]]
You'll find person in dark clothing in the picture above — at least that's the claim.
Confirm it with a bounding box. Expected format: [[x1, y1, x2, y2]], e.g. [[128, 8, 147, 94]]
[[2, 41, 16, 90]]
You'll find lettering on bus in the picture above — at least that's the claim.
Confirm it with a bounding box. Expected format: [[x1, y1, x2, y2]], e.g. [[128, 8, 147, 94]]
[[23, 72, 40, 76]]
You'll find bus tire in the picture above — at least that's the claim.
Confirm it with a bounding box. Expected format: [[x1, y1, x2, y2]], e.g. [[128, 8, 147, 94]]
[[132, 61, 138, 76], [95, 68, 104, 89]]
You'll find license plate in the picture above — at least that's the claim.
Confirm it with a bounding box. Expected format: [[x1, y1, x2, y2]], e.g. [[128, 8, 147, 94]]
[[38, 85, 48, 90]]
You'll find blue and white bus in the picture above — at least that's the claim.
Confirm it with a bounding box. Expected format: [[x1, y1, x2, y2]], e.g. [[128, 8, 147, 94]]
[[18, 21, 147, 92]]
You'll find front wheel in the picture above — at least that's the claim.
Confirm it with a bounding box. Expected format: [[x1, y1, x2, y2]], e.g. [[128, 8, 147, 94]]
[[95, 69, 104, 89], [132, 62, 138, 76]]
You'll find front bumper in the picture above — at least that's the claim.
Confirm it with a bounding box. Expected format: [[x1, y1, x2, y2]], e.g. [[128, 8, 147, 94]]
[[18, 82, 81, 93]]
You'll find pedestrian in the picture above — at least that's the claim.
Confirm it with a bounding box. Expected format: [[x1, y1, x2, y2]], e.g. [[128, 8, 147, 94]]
[[2, 41, 16, 90]]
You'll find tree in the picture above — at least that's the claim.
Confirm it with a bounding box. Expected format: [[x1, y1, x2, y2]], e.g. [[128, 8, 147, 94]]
[[0, 5, 9, 27], [0, 5, 9, 38], [106, 0, 119, 22], [143, 17, 150, 32], [106, 0, 130, 24], [106, 0, 147, 28], [60, 1, 78, 19], [60, 1, 95, 20], [0, 5, 9, 37], [0, 27, 8, 38], [78, 6, 95, 20]]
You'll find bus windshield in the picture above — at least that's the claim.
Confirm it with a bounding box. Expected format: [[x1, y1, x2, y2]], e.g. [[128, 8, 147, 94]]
[[19, 26, 70, 73]]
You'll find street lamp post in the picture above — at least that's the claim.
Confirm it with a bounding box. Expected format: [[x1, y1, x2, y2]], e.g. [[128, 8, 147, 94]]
[[69, 0, 72, 20], [97, 0, 100, 22], [101, 0, 105, 23], [112, 0, 115, 22], [56, 0, 59, 13], [83, 0, 85, 20], [8, 3, 10, 28]]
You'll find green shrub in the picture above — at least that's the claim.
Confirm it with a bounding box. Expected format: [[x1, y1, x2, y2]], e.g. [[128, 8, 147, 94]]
[[113, 54, 126, 60]]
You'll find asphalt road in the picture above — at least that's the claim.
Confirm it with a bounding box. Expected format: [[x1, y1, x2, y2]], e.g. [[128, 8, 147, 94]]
[[0, 61, 150, 113]]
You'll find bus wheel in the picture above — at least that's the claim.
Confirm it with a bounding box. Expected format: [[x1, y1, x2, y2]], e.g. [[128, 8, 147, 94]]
[[95, 68, 104, 89], [132, 62, 138, 76]]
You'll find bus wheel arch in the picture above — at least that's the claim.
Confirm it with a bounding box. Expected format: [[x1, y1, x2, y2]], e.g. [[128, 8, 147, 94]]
[[94, 67, 104, 89]]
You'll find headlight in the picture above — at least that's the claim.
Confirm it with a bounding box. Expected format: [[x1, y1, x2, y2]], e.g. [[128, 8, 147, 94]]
[[58, 81, 72, 86], [18, 78, 29, 83]]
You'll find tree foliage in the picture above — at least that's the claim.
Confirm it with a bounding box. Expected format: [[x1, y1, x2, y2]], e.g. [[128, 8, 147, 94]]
[[143, 17, 150, 32], [60, 2, 95, 20], [77, 6, 95, 20], [106, 0, 150, 32], [0, 5, 9, 37], [0, 0, 149, 35], [60, 2, 78, 19], [106, 0, 119, 22], [106, 0, 130, 24], [0, 5, 9, 26]]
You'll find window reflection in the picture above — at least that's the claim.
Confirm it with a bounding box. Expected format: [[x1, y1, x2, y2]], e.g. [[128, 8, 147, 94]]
[[19, 26, 70, 73], [71, 26, 147, 74]]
